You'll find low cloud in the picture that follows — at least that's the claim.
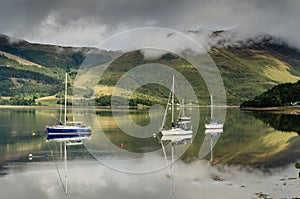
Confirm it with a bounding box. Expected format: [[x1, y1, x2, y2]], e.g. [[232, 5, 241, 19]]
[[0, 0, 300, 49]]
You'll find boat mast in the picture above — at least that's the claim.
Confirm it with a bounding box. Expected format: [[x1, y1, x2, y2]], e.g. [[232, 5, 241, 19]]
[[182, 98, 185, 116], [64, 73, 67, 126], [171, 143, 175, 195], [171, 75, 175, 127], [64, 141, 68, 195], [210, 95, 213, 120], [210, 135, 213, 163], [59, 101, 62, 124]]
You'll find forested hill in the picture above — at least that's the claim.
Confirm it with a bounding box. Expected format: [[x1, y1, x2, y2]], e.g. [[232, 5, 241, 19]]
[[0, 34, 111, 102], [0, 33, 300, 106], [0, 34, 111, 69], [240, 80, 300, 108]]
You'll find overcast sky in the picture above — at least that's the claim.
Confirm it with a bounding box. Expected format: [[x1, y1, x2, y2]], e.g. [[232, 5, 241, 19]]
[[0, 0, 299, 47]]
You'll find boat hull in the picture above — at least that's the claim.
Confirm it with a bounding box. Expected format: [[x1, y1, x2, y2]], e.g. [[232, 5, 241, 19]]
[[161, 128, 193, 136], [161, 134, 193, 142], [205, 123, 223, 129], [178, 116, 191, 122], [46, 126, 92, 141], [205, 128, 223, 135], [46, 127, 92, 133], [47, 133, 91, 141]]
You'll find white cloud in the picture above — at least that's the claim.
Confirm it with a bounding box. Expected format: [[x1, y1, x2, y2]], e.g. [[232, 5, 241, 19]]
[[26, 10, 107, 46]]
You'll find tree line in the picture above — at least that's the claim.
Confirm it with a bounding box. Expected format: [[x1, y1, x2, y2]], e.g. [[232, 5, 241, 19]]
[[241, 80, 300, 107]]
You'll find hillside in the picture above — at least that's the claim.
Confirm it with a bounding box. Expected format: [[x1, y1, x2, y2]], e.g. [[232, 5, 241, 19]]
[[0, 34, 112, 103], [0, 33, 300, 105], [0, 34, 112, 69], [94, 38, 300, 105], [240, 80, 300, 107], [210, 35, 300, 104]]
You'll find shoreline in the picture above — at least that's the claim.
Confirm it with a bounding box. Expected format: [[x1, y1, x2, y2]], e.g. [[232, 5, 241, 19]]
[[240, 106, 300, 111], [0, 105, 240, 110], [240, 106, 300, 114]]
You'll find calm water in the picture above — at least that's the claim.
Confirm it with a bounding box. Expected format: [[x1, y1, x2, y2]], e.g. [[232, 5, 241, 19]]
[[0, 108, 300, 198]]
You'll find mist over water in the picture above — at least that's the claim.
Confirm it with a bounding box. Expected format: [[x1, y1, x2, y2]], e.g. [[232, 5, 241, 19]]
[[1, 158, 299, 199]]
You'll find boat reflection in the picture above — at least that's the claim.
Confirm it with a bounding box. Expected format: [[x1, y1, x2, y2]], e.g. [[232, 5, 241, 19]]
[[158, 134, 193, 195], [46, 133, 92, 142], [46, 134, 92, 195], [199, 128, 223, 163]]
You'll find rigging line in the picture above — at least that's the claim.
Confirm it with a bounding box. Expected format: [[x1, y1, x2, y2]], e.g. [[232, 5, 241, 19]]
[[55, 164, 66, 195], [44, 138, 68, 195], [160, 91, 172, 131], [203, 98, 211, 129], [156, 135, 169, 165], [160, 141, 169, 166]]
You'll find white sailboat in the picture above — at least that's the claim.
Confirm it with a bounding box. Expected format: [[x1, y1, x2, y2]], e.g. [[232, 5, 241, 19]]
[[161, 76, 193, 136], [46, 73, 92, 141], [178, 98, 191, 122], [205, 95, 223, 130]]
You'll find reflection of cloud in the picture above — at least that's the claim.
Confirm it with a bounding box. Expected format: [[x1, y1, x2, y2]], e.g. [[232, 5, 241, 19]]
[[1, 160, 299, 199]]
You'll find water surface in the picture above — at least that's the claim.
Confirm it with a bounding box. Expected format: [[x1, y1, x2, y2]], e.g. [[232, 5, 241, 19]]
[[0, 108, 299, 198]]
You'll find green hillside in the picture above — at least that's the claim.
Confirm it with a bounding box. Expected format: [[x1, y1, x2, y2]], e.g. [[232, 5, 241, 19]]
[[0, 34, 111, 69], [240, 80, 300, 107], [96, 51, 209, 106], [0, 33, 300, 106], [211, 44, 300, 104], [0, 54, 64, 97]]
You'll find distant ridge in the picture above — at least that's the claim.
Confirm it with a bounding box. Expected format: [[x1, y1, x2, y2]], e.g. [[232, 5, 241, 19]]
[[0, 33, 299, 105]]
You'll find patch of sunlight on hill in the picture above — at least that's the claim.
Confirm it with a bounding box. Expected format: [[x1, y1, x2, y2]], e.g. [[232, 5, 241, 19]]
[[255, 54, 300, 83], [94, 85, 115, 97], [76, 67, 103, 91], [37, 95, 72, 106]]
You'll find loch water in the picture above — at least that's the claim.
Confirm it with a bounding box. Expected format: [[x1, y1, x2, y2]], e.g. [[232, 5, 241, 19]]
[[0, 108, 299, 198]]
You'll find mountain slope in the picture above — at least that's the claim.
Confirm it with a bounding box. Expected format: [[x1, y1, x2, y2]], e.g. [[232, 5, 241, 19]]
[[0, 34, 111, 69], [211, 45, 300, 104], [240, 80, 300, 107], [0, 33, 300, 105]]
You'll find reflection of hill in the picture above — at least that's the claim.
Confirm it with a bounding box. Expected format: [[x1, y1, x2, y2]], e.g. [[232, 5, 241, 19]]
[[252, 111, 300, 134], [0, 136, 44, 176], [2, 108, 300, 171], [183, 108, 300, 168], [94, 109, 162, 153]]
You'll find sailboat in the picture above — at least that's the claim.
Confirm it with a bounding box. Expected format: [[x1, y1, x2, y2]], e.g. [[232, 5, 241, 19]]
[[178, 98, 191, 122], [46, 73, 92, 140], [161, 76, 193, 136], [205, 95, 223, 130]]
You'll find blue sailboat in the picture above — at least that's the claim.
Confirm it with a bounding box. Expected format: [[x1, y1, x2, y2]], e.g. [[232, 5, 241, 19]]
[[46, 73, 92, 141]]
